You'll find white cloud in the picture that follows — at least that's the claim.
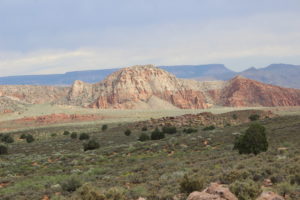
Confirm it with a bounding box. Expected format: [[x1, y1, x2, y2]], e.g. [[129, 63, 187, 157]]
[[1, 12, 300, 75]]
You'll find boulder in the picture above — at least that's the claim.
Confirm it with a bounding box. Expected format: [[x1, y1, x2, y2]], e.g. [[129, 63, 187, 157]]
[[256, 191, 284, 200], [186, 183, 238, 200]]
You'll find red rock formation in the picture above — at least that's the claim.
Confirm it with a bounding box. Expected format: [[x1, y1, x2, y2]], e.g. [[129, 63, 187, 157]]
[[2, 65, 300, 110], [187, 183, 238, 200], [88, 65, 210, 109], [217, 76, 300, 107], [0, 85, 68, 104]]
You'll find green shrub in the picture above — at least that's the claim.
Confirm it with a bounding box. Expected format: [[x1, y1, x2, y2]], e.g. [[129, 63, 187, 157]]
[[63, 131, 70, 135], [249, 114, 260, 121], [232, 114, 238, 120], [51, 133, 57, 137], [72, 184, 126, 200], [72, 183, 105, 199], [61, 177, 82, 192], [290, 174, 300, 185], [102, 124, 108, 131], [162, 126, 177, 134], [151, 128, 165, 140], [1, 134, 14, 143], [79, 133, 90, 140], [138, 133, 150, 142], [124, 129, 131, 136], [220, 170, 251, 184], [203, 125, 216, 131], [234, 123, 268, 155], [183, 127, 198, 134], [25, 134, 35, 143], [229, 179, 262, 200], [20, 133, 28, 139], [83, 140, 100, 151], [276, 181, 297, 197], [180, 175, 205, 193], [0, 145, 8, 155], [70, 132, 77, 139], [141, 126, 148, 131], [105, 187, 126, 200]]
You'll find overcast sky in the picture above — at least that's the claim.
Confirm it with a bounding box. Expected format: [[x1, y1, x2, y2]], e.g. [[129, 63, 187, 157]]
[[0, 0, 300, 76]]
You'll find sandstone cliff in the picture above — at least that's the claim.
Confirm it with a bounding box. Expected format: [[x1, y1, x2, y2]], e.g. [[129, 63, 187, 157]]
[[68, 65, 225, 109]]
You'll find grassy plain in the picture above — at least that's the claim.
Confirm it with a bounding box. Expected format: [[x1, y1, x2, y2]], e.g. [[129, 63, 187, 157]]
[[0, 106, 299, 199]]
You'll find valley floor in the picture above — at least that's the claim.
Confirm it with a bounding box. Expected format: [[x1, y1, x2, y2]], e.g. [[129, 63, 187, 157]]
[[0, 109, 300, 199]]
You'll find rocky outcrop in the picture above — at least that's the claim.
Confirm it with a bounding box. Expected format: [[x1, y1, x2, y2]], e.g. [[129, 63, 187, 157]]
[[187, 183, 238, 200], [87, 65, 219, 109], [132, 109, 276, 129], [217, 76, 300, 107], [186, 183, 284, 200], [0, 85, 68, 104], [256, 191, 284, 200]]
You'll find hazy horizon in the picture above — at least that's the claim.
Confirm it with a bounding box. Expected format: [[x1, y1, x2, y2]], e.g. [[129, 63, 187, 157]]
[[1, 0, 300, 76]]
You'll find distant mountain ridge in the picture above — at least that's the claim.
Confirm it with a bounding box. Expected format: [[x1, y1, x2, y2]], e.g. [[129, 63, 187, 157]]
[[0, 63, 299, 89], [239, 64, 300, 89]]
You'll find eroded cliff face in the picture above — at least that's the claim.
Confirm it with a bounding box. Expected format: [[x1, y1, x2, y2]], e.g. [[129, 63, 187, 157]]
[[218, 76, 300, 107], [88, 65, 213, 109], [0, 85, 69, 104]]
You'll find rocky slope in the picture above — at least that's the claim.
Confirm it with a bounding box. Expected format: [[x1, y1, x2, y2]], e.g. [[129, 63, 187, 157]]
[[216, 76, 300, 107], [1, 65, 300, 110], [68, 65, 220, 109], [0, 85, 68, 104]]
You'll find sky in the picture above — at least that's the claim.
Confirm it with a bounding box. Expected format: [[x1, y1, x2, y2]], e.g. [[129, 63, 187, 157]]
[[0, 0, 300, 76]]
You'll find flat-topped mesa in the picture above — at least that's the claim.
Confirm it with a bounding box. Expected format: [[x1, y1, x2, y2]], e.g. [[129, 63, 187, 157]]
[[89, 64, 210, 109]]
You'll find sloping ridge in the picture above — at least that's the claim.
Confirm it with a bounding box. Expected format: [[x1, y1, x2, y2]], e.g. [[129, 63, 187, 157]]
[[218, 75, 300, 107]]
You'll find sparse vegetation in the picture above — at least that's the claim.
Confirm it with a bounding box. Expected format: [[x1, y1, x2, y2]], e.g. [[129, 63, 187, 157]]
[[63, 131, 70, 135], [70, 132, 78, 139], [83, 140, 100, 151], [232, 114, 238, 120], [183, 127, 198, 134], [124, 129, 131, 136], [229, 179, 261, 200], [61, 177, 82, 192], [79, 133, 90, 140], [1, 134, 14, 143], [180, 175, 205, 193], [141, 126, 147, 131], [0, 113, 299, 199], [203, 125, 215, 131], [162, 126, 177, 134], [25, 134, 35, 143], [138, 133, 150, 141], [249, 114, 260, 121], [102, 124, 108, 131], [151, 127, 165, 140], [0, 144, 8, 155], [234, 123, 268, 155], [20, 133, 28, 139]]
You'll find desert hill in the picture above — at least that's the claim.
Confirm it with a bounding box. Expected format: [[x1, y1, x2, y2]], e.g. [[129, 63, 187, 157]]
[[1, 64, 300, 111]]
